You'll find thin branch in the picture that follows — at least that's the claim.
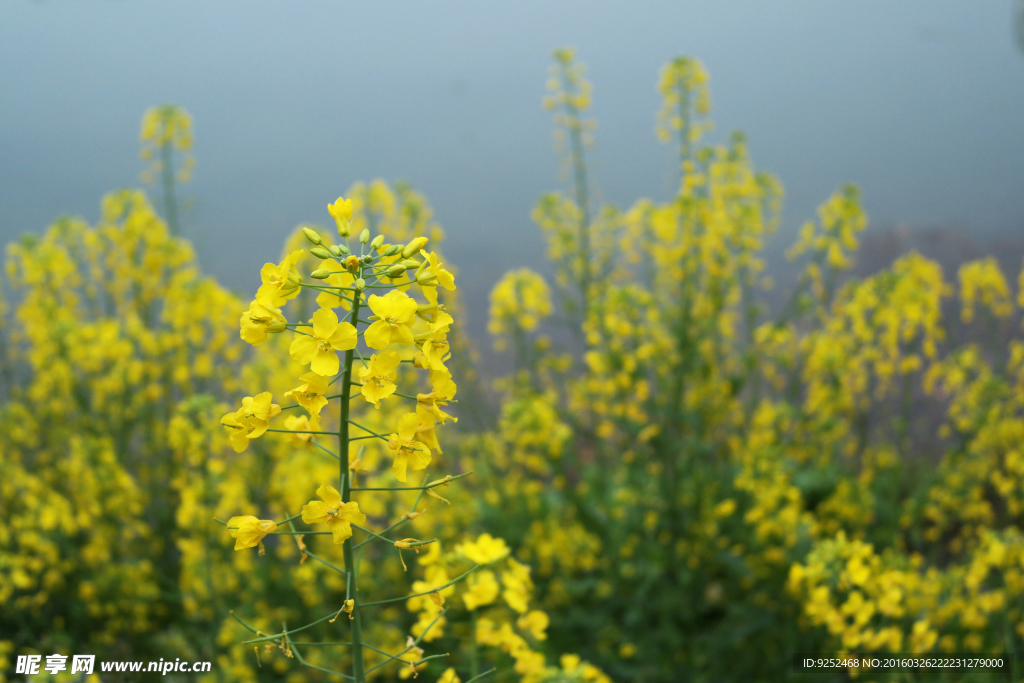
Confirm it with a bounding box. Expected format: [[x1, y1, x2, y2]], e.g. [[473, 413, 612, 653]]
[[360, 565, 480, 608]]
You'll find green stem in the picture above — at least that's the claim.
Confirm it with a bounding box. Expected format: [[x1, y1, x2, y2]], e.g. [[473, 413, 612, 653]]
[[339, 290, 366, 683], [470, 608, 480, 678], [360, 565, 479, 608], [159, 140, 180, 236]]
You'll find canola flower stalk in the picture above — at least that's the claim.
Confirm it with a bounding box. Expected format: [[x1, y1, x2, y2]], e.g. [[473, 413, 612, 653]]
[[221, 195, 476, 683], [140, 104, 194, 236]]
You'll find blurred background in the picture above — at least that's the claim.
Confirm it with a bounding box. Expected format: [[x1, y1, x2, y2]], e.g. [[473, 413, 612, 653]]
[[3, 1, 1023, 346]]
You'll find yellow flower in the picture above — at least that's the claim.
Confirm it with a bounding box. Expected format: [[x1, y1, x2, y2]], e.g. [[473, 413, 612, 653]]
[[437, 668, 461, 683], [517, 610, 549, 640], [283, 372, 331, 426], [239, 299, 287, 345], [420, 251, 455, 290], [365, 290, 418, 349], [220, 392, 281, 452], [457, 533, 510, 564], [417, 325, 450, 372], [328, 196, 353, 235], [226, 515, 277, 554], [284, 414, 315, 446], [413, 412, 443, 455], [502, 558, 532, 613], [358, 350, 401, 407], [388, 413, 432, 482], [416, 371, 458, 425], [256, 250, 304, 306], [463, 570, 499, 610], [317, 270, 356, 309], [301, 484, 366, 544], [290, 308, 358, 376]]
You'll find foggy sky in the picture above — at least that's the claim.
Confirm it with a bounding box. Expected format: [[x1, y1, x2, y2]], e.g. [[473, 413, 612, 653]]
[[2, 1, 1023, 342]]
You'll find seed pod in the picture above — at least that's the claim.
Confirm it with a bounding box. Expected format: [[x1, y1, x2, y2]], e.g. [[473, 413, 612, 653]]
[[310, 247, 331, 259], [359, 229, 370, 244], [384, 244, 402, 256], [302, 227, 323, 246], [386, 264, 407, 278], [402, 236, 429, 258], [311, 269, 331, 279], [370, 234, 385, 249]]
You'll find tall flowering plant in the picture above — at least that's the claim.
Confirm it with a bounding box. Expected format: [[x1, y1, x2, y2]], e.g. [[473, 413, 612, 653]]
[[219, 197, 481, 683]]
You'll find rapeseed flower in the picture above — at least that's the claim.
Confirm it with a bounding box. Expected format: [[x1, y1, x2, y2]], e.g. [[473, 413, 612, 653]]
[[387, 413, 432, 482], [301, 484, 366, 544], [239, 299, 287, 345], [227, 516, 277, 555], [256, 250, 304, 306], [365, 291, 418, 349], [358, 351, 401, 407], [289, 308, 357, 376], [221, 392, 282, 452], [283, 372, 331, 427]]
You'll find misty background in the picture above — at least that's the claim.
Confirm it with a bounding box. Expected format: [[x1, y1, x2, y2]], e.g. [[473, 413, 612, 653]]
[[2, 0, 1023, 349]]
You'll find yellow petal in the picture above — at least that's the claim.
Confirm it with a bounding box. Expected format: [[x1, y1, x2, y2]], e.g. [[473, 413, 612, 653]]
[[364, 320, 392, 350], [329, 519, 353, 544], [316, 484, 343, 508], [392, 453, 409, 482], [312, 307, 339, 340], [408, 441, 432, 472], [329, 321, 358, 350], [310, 349, 340, 377], [302, 500, 330, 524], [290, 335, 320, 364]]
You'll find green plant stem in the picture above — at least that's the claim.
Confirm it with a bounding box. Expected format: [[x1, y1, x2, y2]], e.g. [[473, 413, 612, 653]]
[[285, 626, 355, 680], [360, 565, 479, 608], [470, 608, 480, 678], [160, 140, 180, 236], [339, 290, 366, 683]]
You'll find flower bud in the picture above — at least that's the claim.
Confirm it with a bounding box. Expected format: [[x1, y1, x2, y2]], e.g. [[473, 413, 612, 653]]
[[311, 269, 331, 279], [344, 255, 361, 273], [337, 244, 351, 255], [266, 320, 288, 334], [386, 264, 407, 278], [310, 247, 331, 259], [370, 234, 385, 249], [360, 254, 374, 265], [329, 244, 343, 257], [402, 236, 429, 258], [384, 244, 402, 256], [302, 227, 323, 246], [359, 229, 370, 244], [355, 278, 366, 290], [416, 272, 438, 285], [400, 259, 421, 270]]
